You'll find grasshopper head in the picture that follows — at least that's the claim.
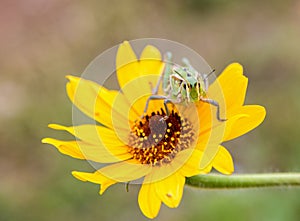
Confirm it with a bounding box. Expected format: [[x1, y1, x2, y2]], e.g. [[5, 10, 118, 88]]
[[184, 77, 206, 102], [173, 66, 207, 102]]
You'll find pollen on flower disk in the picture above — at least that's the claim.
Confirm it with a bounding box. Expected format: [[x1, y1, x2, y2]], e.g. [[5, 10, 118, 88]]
[[128, 108, 195, 166]]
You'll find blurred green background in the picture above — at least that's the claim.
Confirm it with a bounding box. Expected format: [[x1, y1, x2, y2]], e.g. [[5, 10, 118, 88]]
[[1, 0, 300, 220]]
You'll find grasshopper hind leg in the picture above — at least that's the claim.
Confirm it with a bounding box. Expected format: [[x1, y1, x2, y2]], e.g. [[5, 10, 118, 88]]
[[200, 98, 227, 122]]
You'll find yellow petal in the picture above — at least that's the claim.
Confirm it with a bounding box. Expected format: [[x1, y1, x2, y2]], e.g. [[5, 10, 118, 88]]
[[200, 163, 213, 174], [148, 149, 200, 183], [154, 173, 185, 208], [196, 96, 247, 141], [176, 149, 202, 175], [42, 138, 85, 159], [116, 41, 163, 87], [115, 41, 164, 116], [98, 159, 152, 182], [175, 149, 210, 177], [196, 102, 225, 145], [48, 124, 128, 147], [139, 149, 200, 183], [42, 138, 132, 163], [224, 105, 266, 141], [195, 114, 246, 147], [212, 145, 234, 175], [66, 75, 134, 130], [195, 101, 247, 168], [117, 74, 163, 117], [131, 45, 165, 114], [140, 45, 162, 61], [143, 164, 175, 184], [195, 103, 226, 168], [139, 45, 164, 76], [72, 171, 117, 194], [223, 114, 249, 140], [209, 63, 248, 111], [116, 41, 139, 89], [195, 113, 248, 150], [138, 175, 161, 219]]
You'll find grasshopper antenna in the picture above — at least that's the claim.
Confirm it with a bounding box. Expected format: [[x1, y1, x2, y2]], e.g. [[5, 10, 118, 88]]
[[204, 69, 215, 80]]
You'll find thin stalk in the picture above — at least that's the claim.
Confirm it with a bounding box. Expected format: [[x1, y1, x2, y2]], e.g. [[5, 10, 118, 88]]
[[186, 173, 300, 189]]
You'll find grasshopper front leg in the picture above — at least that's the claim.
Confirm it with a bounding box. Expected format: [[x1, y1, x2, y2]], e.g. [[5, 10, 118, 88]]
[[151, 52, 173, 95], [142, 95, 172, 117], [200, 98, 227, 122]]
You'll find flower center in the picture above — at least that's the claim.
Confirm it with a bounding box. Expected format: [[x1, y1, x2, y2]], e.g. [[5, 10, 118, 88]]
[[128, 108, 195, 166]]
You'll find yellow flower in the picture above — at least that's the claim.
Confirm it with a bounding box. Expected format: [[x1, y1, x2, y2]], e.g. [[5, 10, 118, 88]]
[[42, 41, 266, 219]]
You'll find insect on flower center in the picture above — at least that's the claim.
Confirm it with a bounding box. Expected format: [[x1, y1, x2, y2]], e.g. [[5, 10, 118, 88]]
[[128, 108, 195, 166]]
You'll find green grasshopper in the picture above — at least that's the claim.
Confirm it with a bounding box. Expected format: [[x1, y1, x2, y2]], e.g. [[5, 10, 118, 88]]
[[143, 52, 226, 122]]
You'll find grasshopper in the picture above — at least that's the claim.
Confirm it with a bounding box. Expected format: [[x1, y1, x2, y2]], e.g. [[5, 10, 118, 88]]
[[143, 52, 226, 122]]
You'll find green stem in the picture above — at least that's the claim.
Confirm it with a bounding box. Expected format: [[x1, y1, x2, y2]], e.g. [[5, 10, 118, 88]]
[[186, 173, 300, 189]]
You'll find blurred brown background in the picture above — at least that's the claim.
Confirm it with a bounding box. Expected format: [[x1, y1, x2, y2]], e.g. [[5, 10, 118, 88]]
[[1, 0, 300, 220]]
